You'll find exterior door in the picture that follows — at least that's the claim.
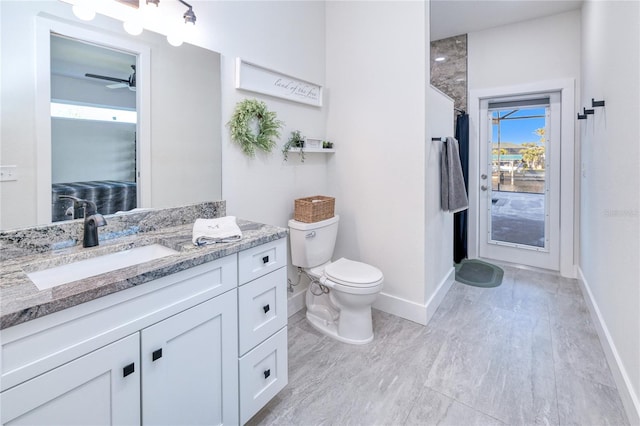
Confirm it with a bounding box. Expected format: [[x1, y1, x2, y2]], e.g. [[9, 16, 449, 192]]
[[478, 93, 561, 270]]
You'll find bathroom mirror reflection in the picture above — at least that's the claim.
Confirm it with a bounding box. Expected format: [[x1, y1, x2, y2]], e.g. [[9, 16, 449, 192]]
[[0, 2, 222, 230], [51, 34, 138, 222]]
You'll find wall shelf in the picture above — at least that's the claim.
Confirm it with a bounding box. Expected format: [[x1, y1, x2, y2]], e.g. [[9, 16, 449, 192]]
[[287, 148, 335, 154]]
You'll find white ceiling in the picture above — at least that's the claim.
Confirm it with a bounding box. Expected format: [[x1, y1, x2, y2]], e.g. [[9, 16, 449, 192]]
[[51, 35, 135, 82], [430, 0, 584, 41]]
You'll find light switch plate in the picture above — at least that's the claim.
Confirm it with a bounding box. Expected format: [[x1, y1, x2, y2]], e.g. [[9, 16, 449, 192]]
[[0, 165, 17, 181]]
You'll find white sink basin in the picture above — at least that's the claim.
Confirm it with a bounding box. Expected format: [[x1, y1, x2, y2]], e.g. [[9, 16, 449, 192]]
[[27, 244, 179, 290]]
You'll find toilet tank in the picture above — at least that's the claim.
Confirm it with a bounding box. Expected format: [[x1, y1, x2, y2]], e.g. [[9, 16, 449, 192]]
[[288, 215, 339, 268]]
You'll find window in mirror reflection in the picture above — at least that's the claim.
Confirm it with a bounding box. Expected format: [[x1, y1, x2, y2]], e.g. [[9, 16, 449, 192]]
[[51, 102, 137, 123], [50, 34, 138, 222]]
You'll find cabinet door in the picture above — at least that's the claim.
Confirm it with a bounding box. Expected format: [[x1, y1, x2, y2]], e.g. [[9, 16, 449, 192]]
[[141, 290, 238, 426], [1, 333, 140, 426]]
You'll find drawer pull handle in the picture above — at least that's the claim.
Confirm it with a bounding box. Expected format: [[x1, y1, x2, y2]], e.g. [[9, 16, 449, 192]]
[[263, 304, 270, 314], [262, 255, 269, 264], [264, 369, 271, 379], [123, 363, 135, 378], [152, 348, 163, 362]]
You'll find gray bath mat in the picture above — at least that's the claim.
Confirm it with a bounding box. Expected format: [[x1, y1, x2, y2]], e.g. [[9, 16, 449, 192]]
[[455, 259, 504, 288]]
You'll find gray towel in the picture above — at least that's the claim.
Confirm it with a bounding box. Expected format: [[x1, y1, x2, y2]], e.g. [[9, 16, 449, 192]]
[[440, 136, 469, 213]]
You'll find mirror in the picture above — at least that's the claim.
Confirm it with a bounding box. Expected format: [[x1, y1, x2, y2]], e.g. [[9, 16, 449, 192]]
[[0, 2, 222, 230], [51, 34, 138, 222]]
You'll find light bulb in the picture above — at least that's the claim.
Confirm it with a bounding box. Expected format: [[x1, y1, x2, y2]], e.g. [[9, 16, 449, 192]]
[[72, 0, 96, 21], [167, 31, 183, 47], [123, 19, 143, 36]]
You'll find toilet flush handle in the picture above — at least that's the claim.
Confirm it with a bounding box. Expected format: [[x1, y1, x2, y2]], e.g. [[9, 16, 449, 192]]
[[305, 231, 316, 238]]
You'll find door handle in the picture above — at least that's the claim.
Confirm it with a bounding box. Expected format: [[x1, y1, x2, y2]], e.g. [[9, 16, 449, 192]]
[[152, 348, 163, 362], [123, 363, 135, 378], [481, 185, 488, 191]]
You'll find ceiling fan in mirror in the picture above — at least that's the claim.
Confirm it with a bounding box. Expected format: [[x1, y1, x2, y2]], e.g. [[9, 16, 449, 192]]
[[85, 65, 136, 91]]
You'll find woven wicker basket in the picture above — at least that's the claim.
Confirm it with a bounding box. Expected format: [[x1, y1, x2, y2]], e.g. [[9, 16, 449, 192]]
[[294, 196, 335, 223]]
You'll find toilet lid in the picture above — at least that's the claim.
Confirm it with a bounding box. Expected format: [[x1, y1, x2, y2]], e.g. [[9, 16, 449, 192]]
[[324, 258, 383, 287]]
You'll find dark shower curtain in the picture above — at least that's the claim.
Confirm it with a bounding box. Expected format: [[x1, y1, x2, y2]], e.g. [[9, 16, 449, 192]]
[[454, 113, 469, 264]]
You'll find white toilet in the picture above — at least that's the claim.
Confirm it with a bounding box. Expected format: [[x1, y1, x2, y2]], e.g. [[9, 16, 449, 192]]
[[288, 215, 384, 344]]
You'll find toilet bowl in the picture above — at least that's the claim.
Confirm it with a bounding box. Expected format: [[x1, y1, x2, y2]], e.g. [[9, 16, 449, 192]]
[[288, 216, 384, 344]]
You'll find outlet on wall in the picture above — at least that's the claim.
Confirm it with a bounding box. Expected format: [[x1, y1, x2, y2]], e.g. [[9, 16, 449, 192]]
[[0, 165, 17, 182]]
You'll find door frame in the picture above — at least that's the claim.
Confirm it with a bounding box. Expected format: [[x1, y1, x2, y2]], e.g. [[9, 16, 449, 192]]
[[468, 79, 576, 278]]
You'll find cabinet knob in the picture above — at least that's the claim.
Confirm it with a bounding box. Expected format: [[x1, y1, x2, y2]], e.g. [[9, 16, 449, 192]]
[[263, 369, 271, 379], [123, 363, 135, 378], [152, 348, 163, 362], [263, 304, 270, 314], [262, 255, 269, 264]]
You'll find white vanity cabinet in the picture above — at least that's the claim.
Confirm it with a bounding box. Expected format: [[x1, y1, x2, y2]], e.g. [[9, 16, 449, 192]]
[[1, 236, 290, 426], [1, 254, 240, 426], [1, 292, 239, 426], [237, 239, 289, 424]]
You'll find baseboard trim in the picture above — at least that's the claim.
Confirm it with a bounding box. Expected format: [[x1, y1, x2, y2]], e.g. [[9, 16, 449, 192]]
[[373, 267, 455, 326], [578, 267, 640, 426], [287, 288, 306, 317]]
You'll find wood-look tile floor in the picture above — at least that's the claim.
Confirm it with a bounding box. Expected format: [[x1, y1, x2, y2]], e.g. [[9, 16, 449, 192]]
[[248, 264, 630, 426]]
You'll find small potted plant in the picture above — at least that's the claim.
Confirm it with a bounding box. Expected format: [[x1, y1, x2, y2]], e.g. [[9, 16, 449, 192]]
[[282, 130, 306, 162], [322, 140, 334, 149]]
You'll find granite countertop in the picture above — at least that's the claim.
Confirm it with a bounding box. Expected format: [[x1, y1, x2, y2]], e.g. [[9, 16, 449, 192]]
[[0, 208, 288, 330]]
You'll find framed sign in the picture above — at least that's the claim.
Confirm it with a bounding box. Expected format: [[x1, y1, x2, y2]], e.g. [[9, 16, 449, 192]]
[[235, 58, 323, 107]]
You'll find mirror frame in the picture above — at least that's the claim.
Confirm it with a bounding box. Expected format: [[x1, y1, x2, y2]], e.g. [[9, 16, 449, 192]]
[[35, 16, 151, 225]]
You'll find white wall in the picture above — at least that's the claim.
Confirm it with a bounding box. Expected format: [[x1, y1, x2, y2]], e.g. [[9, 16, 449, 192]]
[[51, 74, 137, 184], [193, 1, 328, 307], [325, 1, 433, 324], [468, 10, 582, 91], [579, 1, 640, 423], [197, 1, 328, 227], [52, 119, 136, 183], [51, 74, 136, 109], [426, 86, 456, 316]]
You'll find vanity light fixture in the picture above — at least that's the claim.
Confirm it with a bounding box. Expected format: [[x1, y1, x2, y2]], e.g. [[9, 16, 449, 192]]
[[180, 0, 197, 25], [71, 0, 198, 46], [123, 13, 144, 35], [166, 0, 197, 46], [72, 0, 96, 21]]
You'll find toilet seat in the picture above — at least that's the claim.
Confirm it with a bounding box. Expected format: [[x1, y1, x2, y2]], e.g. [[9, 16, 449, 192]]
[[324, 258, 383, 288]]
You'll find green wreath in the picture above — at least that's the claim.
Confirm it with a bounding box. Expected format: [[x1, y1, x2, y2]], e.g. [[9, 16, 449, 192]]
[[228, 99, 283, 157]]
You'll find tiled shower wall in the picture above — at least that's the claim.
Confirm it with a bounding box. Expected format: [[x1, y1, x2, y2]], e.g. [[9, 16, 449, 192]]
[[430, 34, 468, 112]]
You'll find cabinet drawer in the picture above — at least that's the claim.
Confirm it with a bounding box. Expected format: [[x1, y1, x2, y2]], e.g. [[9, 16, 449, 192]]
[[238, 268, 287, 355], [239, 327, 288, 425], [238, 239, 286, 284]]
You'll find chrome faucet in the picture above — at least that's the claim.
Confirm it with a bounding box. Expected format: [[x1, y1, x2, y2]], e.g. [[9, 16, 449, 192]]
[[59, 195, 107, 248]]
